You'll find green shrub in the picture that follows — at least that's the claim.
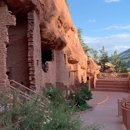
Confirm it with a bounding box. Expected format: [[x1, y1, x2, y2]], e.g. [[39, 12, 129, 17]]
[[0, 88, 102, 130], [0, 90, 49, 130], [69, 86, 93, 112], [81, 87, 93, 101], [44, 86, 65, 106]]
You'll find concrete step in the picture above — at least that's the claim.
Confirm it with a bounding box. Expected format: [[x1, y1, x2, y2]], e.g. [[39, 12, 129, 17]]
[[96, 81, 129, 84], [94, 78, 130, 92], [97, 78, 128, 81], [97, 79, 129, 82], [92, 88, 129, 92], [95, 84, 129, 88], [96, 84, 129, 87]]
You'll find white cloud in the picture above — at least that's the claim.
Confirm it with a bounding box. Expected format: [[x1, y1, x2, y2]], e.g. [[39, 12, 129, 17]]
[[88, 20, 96, 23], [106, 45, 130, 52], [103, 25, 130, 30], [93, 25, 130, 31], [83, 33, 130, 55], [114, 45, 130, 50], [104, 0, 120, 3], [84, 33, 130, 44]]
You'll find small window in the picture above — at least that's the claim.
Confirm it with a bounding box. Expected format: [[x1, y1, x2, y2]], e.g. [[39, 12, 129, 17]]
[[41, 50, 53, 72]]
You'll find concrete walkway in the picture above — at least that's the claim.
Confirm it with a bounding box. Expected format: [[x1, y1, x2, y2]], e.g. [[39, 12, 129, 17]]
[[81, 91, 129, 130]]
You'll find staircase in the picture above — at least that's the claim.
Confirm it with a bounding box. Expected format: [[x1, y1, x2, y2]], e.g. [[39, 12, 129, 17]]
[[94, 78, 130, 92], [8, 80, 48, 106]]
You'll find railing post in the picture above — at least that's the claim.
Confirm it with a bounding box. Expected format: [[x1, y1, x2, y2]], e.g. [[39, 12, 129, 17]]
[[128, 73, 130, 93]]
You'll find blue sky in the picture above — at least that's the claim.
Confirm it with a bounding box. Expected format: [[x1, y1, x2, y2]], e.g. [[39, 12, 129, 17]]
[[67, 0, 130, 56]]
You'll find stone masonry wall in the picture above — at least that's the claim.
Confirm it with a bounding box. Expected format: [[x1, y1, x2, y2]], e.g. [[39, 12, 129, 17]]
[[41, 50, 57, 87], [0, 1, 15, 88], [7, 18, 29, 87], [41, 50, 87, 89], [56, 50, 70, 87], [27, 11, 42, 90]]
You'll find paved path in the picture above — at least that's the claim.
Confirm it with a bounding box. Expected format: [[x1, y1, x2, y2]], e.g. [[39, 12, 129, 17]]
[[80, 91, 129, 130]]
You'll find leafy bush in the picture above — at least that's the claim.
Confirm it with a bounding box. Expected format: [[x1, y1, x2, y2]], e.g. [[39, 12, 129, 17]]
[[0, 90, 49, 130], [43, 104, 83, 130], [0, 87, 101, 130], [69, 86, 93, 112], [44, 86, 65, 106], [81, 87, 93, 101]]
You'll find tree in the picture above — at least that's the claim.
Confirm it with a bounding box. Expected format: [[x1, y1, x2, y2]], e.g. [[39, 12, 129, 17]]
[[77, 28, 94, 54], [65, 0, 68, 5], [77, 28, 86, 47], [110, 51, 120, 65], [117, 61, 128, 73], [91, 50, 99, 62], [109, 50, 120, 72], [99, 46, 109, 71], [65, 0, 70, 11], [110, 50, 128, 73]]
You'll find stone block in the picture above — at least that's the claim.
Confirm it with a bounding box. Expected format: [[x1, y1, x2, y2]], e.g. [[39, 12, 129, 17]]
[[28, 50, 34, 56], [28, 37, 33, 42], [28, 13, 34, 19]]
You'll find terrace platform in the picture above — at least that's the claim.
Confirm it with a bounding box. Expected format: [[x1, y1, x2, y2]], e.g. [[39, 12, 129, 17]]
[[81, 91, 129, 130]]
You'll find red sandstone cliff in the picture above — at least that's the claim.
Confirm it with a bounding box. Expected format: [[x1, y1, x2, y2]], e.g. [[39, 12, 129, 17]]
[[4, 0, 87, 68], [0, 0, 101, 91]]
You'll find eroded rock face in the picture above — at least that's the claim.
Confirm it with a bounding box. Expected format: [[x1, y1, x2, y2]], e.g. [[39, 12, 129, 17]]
[[0, 0, 103, 91], [4, 0, 37, 16], [38, 0, 87, 67], [4, 0, 86, 66], [39, 0, 70, 51], [87, 56, 101, 77]]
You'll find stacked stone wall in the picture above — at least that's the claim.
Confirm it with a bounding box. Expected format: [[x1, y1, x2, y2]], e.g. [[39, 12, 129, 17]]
[[0, 2, 15, 88], [27, 11, 42, 90], [7, 18, 29, 87]]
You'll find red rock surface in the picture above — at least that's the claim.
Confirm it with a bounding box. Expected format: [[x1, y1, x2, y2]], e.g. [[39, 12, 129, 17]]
[[4, 0, 37, 16], [3, 0, 87, 67], [0, 0, 104, 92]]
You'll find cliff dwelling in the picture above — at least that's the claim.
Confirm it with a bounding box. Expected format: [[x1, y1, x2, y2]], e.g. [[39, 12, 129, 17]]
[[0, 0, 100, 95]]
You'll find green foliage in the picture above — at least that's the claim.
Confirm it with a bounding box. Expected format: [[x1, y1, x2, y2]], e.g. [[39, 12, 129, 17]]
[[70, 87, 92, 112], [110, 50, 128, 73], [0, 88, 102, 130], [77, 28, 86, 47], [71, 92, 86, 107], [0, 90, 49, 130], [116, 60, 128, 73], [109, 51, 120, 65], [99, 46, 109, 71], [77, 28, 94, 54], [44, 86, 65, 106], [127, 68, 130, 72], [43, 104, 83, 130], [92, 50, 99, 62], [65, 0, 70, 13], [77, 28, 99, 62], [81, 87, 93, 101], [65, 0, 68, 5], [0, 89, 80, 130]]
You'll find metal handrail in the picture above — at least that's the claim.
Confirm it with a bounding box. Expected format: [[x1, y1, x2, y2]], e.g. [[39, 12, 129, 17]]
[[9, 85, 45, 107], [10, 80, 48, 102]]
